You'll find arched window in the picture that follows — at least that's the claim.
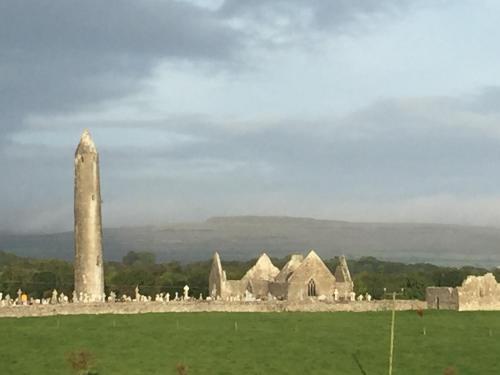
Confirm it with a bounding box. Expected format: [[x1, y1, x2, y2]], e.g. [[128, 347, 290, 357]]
[[307, 279, 316, 297]]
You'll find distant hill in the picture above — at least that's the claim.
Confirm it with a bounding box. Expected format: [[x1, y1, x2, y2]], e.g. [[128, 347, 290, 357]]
[[1, 216, 500, 267]]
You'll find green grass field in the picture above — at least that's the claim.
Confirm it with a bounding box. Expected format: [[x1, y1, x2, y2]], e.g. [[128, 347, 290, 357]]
[[0, 311, 499, 374]]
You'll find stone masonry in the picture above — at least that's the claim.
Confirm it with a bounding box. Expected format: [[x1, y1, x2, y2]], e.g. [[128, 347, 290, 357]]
[[74, 130, 105, 302], [210, 250, 354, 301], [426, 273, 500, 311], [0, 300, 426, 318]]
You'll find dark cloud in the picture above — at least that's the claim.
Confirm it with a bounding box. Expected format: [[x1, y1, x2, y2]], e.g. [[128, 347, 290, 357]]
[[0, 0, 425, 135], [0, 0, 243, 137]]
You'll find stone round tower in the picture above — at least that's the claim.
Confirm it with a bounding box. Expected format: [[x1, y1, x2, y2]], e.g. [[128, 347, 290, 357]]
[[74, 129, 104, 302]]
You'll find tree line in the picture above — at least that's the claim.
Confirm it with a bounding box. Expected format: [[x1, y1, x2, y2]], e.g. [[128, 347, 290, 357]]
[[0, 250, 496, 300]]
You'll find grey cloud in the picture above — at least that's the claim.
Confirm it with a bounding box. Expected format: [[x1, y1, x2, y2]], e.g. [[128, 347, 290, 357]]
[[4, 87, 500, 232], [0, 0, 432, 141], [50, 86, 500, 197], [120, 87, 500, 196], [0, 1, 239, 59], [0, 0, 243, 139], [219, 0, 417, 36]]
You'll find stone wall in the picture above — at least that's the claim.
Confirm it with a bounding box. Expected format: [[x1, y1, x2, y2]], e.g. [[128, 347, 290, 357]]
[[457, 273, 500, 311], [426, 287, 458, 310], [426, 273, 500, 311], [0, 300, 426, 318]]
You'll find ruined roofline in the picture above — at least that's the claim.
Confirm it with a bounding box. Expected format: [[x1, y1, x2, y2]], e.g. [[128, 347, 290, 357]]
[[335, 255, 352, 283], [287, 249, 335, 283], [242, 252, 280, 281], [210, 251, 223, 273], [275, 254, 304, 282]]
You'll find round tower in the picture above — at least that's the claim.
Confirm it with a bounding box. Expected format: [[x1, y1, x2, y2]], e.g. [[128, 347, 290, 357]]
[[74, 129, 104, 302]]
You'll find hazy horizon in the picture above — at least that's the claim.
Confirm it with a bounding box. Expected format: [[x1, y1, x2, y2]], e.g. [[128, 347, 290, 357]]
[[3, 1, 500, 233], [5, 214, 500, 237]]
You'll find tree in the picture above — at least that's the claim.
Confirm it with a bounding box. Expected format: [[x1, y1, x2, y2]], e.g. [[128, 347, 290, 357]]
[[122, 251, 156, 266]]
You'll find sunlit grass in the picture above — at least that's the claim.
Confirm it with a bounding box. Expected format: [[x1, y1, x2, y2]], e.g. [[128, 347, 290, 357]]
[[0, 311, 498, 374]]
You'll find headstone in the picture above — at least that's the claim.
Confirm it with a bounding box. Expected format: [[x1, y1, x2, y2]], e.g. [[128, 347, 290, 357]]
[[334, 288, 339, 301], [166, 293, 170, 302], [175, 292, 179, 301], [183, 285, 190, 300], [135, 286, 140, 301], [51, 289, 58, 304], [350, 292, 356, 302], [108, 291, 116, 303], [366, 294, 372, 302]]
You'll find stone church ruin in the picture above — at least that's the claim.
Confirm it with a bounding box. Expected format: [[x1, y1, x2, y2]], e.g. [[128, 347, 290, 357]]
[[426, 273, 500, 311], [209, 251, 354, 301]]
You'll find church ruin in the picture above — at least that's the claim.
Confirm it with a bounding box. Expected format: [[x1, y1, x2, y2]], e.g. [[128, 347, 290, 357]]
[[426, 273, 500, 311], [74, 130, 105, 302], [209, 250, 354, 301]]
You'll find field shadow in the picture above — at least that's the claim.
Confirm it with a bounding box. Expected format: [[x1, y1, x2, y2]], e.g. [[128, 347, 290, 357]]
[[352, 351, 368, 375]]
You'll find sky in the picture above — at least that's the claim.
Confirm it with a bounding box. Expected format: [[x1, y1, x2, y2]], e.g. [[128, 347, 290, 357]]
[[2, 0, 500, 233]]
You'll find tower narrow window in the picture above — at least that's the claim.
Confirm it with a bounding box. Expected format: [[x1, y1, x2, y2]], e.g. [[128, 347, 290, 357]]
[[307, 279, 316, 297]]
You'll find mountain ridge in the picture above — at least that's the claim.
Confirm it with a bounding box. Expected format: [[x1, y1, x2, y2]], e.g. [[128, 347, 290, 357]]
[[1, 216, 500, 267]]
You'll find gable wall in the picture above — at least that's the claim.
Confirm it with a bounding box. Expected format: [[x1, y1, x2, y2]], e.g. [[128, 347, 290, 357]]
[[287, 260, 336, 300]]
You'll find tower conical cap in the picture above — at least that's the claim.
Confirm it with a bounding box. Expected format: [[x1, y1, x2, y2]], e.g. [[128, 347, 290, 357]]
[[75, 129, 97, 156]]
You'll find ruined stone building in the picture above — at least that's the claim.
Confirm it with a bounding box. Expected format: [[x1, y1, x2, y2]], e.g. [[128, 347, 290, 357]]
[[74, 130, 105, 302], [426, 273, 500, 311], [209, 250, 354, 301]]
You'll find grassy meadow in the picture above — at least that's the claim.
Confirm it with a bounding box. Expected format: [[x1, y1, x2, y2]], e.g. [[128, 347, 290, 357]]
[[0, 311, 498, 374]]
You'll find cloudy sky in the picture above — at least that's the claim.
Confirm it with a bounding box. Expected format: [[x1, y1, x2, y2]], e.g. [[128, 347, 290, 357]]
[[2, 0, 500, 233]]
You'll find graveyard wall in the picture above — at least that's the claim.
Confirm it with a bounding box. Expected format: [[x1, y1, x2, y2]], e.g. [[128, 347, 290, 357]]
[[0, 300, 426, 318]]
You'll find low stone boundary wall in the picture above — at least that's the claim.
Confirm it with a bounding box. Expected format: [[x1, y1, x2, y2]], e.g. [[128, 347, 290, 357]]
[[0, 300, 426, 318]]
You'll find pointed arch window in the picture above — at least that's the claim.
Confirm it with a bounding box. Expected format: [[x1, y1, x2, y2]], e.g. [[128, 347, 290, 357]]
[[307, 279, 316, 297]]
